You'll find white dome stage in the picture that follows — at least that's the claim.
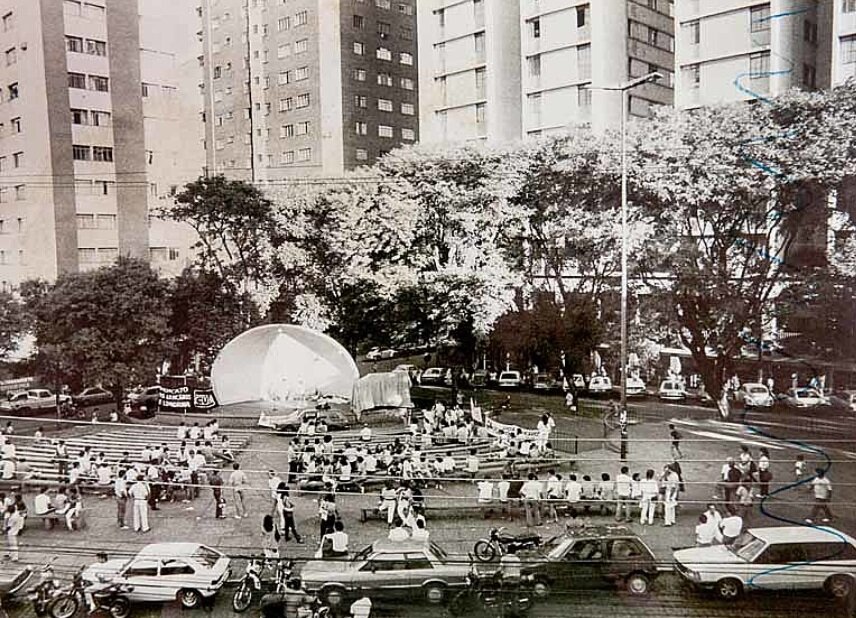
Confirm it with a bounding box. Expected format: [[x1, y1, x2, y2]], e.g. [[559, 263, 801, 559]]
[[211, 324, 359, 406]]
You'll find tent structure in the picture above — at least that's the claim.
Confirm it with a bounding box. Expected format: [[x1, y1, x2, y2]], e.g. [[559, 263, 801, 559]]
[[351, 372, 414, 414], [211, 324, 359, 406]]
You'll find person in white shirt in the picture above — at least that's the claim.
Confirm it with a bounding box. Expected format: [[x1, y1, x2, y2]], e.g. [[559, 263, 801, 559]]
[[565, 474, 583, 518], [0, 459, 14, 481], [719, 515, 743, 544], [807, 468, 833, 524], [465, 449, 479, 481], [140, 445, 153, 463], [695, 513, 720, 546], [520, 473, 543, 527], [638, 469, 659, 525], [360, 424, 372, 442], [614, 466, 633, 522], [477, 479, 494, 504], [322, 521, 349, 557], [411, 518, 430, 543], [662, 465, 680, 526], [267, 470, 282, 505], [96, 463, 112, 486], [350, 596, 372, 618], [189, 423, 202, 441], [545, 470, 562, 523], [129, 478, 150, 533], [176, 422, 188, 440], [388, 520, 410, 542], [441, 452, 456, 476], [5, 505, 24, 561]]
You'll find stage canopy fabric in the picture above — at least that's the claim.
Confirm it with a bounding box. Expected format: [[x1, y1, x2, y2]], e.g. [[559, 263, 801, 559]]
[[211, 324, 359, 406], [352, 372, 414, 414]]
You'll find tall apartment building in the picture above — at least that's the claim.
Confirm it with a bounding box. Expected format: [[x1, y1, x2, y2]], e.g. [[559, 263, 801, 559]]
[[200, 0, 419, 179], [832, 0, 856, 85], [0, 0, 203, 290], [417, 0, 674, 143], [674, 0, 833, 109]]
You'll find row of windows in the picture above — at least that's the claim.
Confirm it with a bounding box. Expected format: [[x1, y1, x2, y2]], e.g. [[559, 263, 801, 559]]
[[68, 73, 109, 92], [528, 4, 590, 39], [353, 15, 413, 41], [363, 0, 413, 16], [354, 122, 415, 140], [628, 20, 674, 53], [629, 0, 674, 18], [436, 0, 483, 29], [65, 36, 107, 56], [72, 145, 114, 162], [353, 43, 413, 65], [78, 247, 118, 264], [0, 185, 27, 201], [150, 247, 182, 262], [279, 148, 312, 164], [527, 46, 591, 81], [0, 152, 24, 171], [0, 250, 25, 266], [63, 1, 106, 20], [353, 96, 414, 115], [352, 69, 415, 91], [71, 109, 111, 127], [683, 51, 771, 88], [844, 35, 856, 64], [76, 214, 116, 230]]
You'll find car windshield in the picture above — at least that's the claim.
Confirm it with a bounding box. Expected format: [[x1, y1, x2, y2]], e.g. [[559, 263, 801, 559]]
[[429, 542, 447, 561], [500, 373, 517, 380], [729, 532, 765, 562], [542, 536, 573, 559], [351, 544, 374, 563], [748, 387, 767, 394], [192, 546, 221, 568]]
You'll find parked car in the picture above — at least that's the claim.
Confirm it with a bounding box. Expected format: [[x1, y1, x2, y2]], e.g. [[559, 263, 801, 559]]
[[624, 377, 647, 398], [420, 367, 447, 386], [497, 371, 523, 389], [125, 385, 160, 418], [258, 407, 350, 433], [0, 561, 33, 599], [365, 347, 383, 361], [658, 380, 687, 402], [392, 364, 418, 381], [674, 526, 856, 600], [780, 387, 830, 408], [570, 374, 586, 390], [299, 539, 470, 608], [470, 369, 489, 387], [532, 374, 561, 393], [587, 376, 613, 396], [736, 383, 774, 408], [73, 387, 115, 408], [0, 389, 71, 414], [522, 527, 659, 598], [81, 543, 231, 609]]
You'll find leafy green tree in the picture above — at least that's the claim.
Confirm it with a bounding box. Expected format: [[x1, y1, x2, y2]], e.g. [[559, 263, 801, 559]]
[[21, 258, 173, 401], [0, 291, 26, 359]]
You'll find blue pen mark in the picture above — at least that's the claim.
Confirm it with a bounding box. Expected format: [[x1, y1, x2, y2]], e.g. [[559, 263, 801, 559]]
[[730, 6, 849, 590]]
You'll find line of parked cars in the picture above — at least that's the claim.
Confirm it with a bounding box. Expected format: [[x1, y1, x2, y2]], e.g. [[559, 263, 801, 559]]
[[0, 384, 161, 419]]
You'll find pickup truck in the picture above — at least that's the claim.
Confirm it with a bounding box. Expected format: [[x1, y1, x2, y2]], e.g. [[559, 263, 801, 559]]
[[0, 389, 71, 414]]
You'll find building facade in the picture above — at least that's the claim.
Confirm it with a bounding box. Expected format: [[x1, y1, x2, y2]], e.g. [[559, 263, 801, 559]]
[[832, 0, 856, 85], [201, 0, 419, 179], [417, 0, 674, 143], [0, 0, 203, 289]]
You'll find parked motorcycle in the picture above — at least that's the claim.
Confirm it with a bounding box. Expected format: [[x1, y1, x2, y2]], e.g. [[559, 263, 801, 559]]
[[448, 566, 534, 617], [27, 560, 60, 616], [48, 568, 132, 618], [233, 558, 293, 612], [474, 527, 541, 562]]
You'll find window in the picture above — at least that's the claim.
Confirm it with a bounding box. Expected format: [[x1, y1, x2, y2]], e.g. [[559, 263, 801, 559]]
[[843, 35, 856, 64], [685, 64, 700, 88], [400, 51, 413, 65], [11, 152, 22, 168], [568, 540, 604, 561], [66, 36, 83, 53], [295, 10, 308, 25], [531, 18, 541, 39], [529, 92, 542, 123], [296, 93, 310, 108], [376, 0, 391, 8], [400, 26, 413, 40], [86, 39, 107, 56], [400, 77, 414, 90], [278, 16, 291, 31], [73, 145, 91, 161], [89, 75, 109, 92], [528, 55, 541, 77], [401, 102, 415, 115], [576, 4, 589, 28], [750, 51, 770, 78], [474, 33, 485, 60], [11, 117, 20, 133], [802, 62, 816, 89], [279, 71, 292, 85], [750, 4, 770, 32], [376, 46, 391, 60], [4, 48, 15, 66], [401, 127, 415, 141], [803, 20, 817, 45], [295, 66, 309, 80], [14, 185, 25, 200], [83, 3, 106, 20], [577, 44, 591, 79], [72, 109, 89, 125], [355, 121, 368, 135], [578, 85, 591, 108], [297, 147, 311, 161], [353, 15, 364, 28], [473, 0, 484, 26], [378, 98, 393, 111], [2, 11, 13, 30], [438, 8, 446, 28], [279, 97, 293, 112], [7, 83, 18, 99], [296, 121, 310, 135], [160, 563, 194, 576], [354, 41, 365, 55], [277, 44, 291, 58], [686, 20, 699, 45], [295, 39, 308, 54], [378, 125, 394, 138], [142, 82, 153, 97], [68, 73, 86, 89], [353, 68, 367, 81], [758, 544, 806, 565], [281, 124, 294, 138], [378, 21, 390, 38], [93, 146, 113, 162], [355, 148, 368, 161], [354, 95, 368, 108], [378, 73, 393, 86], [398, 2, 413, 15], [475, 102, 486, 128], [846, 0, 856, 12]]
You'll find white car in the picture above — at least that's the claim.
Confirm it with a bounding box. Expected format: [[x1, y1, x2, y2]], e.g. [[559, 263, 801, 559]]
[[497, 371, 523, 389], [736, 383, 774, 408], [571, 374, 586, 390], [675, 526, 856, 600], [658, 380, 686, 401], [82, 543, 231, 609], [420, 367, 447, 386], [365, 347, 383, 360], [625, 376, 647, 397], [587, 376, 612, 395], [0, 389, 71, 413], [782, 387, 830, 408]]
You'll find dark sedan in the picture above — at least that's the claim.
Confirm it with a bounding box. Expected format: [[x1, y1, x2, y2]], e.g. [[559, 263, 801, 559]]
[[521, 527, 660, 598], [73, 386, 115, 407]]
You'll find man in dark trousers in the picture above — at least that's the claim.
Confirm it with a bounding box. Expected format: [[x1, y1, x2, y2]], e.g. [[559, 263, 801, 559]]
[[209, 468, 225, 519]]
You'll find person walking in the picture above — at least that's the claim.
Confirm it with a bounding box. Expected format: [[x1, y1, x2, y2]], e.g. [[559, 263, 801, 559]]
[[669, 424, 683, 460], [614, 466, 633, 522], [128, 476, 151, 533], [662, 465, 679, 527], [5, 505, 23, 562], [228, 462, 248, 519], [639, 469, 658, 525], [806, 468, 833, 524], [277, 484, 302, 543], [114, 470, 129, 529], [209, 468, 225, 519], [757, 447, 772, 498]]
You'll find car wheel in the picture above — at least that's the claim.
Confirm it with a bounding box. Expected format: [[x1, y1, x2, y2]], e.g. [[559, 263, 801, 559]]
[[423, 582, 446, 604], [109, 596, 131, 618], [532, 577, 551, 599], [826, 574, 855, 599], [178, 588, 202, 609], [473, 540, 497, 562], [625, 572, 650, 595], [715, 578, 743, 600], [322, 587, 346, 607]]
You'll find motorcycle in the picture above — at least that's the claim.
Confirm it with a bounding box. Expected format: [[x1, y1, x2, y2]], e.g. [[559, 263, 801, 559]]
[[448, 566, 533, 617], [474, 527, 541, 562], [27, 560, 60, 616], [48, 569, 132, 618], [233, 558, 293, 612]]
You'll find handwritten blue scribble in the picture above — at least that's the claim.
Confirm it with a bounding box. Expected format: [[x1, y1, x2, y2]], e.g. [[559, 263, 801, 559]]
[[730, 6, 848, 590]]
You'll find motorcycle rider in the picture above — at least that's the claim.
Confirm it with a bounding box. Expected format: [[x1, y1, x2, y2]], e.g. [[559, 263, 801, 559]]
[[83, 553, 112, 612]]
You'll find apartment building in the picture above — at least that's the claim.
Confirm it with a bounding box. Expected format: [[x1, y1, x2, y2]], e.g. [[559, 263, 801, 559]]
[[674, 0, 833, 109], [832, 0, 856, 85], [416, 0, 674, 143], [201, 0, 419, 179], [0, 0, 203, 290]]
